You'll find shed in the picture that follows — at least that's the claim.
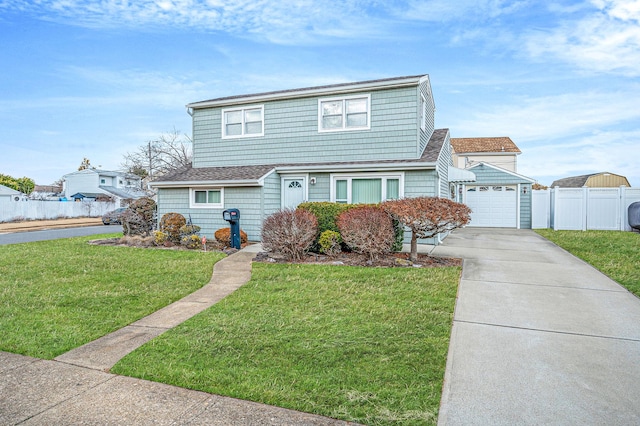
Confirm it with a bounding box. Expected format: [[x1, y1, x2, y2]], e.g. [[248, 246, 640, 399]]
[[551, 172, 631, 188]]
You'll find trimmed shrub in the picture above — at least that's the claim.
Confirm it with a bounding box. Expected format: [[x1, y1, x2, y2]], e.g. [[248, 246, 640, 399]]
[[179, 224, 201, 238], [121, 197, 156, 236], [337, 206, 395, 261], [298, 201, 403, 252], [297, 202, 352, 234], [383, 196, 471, 262], [318, 230, 342, 256], [153, 230, 168, 246], [159, 213, 186, 243], [261, 209, 318, 261], [214, 227, 248, 246], [181, 234, 203, 249]]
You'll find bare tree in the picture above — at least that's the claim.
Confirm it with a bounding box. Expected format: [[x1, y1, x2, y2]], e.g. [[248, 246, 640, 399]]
[[122, 129, 192, 179]]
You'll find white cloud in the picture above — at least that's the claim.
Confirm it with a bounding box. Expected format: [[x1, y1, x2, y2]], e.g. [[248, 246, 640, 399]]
[[525, 0, 640, 76], [451, 89, 640, 142], [519, 129, 640, 185], [0, 0, 392, 44], [398, 0, 529, 21]]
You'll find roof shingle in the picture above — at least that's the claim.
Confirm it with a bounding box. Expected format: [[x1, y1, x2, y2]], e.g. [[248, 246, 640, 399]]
[[450, 137, 521, 154]]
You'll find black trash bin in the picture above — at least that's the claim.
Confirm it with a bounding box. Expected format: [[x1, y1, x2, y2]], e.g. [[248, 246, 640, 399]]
[[629, 201, 640, 230]]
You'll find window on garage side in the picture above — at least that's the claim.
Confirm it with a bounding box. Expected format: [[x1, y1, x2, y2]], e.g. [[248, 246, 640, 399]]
[[190, 188, 224, 208]]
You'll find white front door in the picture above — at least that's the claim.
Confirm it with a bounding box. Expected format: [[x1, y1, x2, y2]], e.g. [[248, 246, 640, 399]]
[[282, 177, 306, 209]]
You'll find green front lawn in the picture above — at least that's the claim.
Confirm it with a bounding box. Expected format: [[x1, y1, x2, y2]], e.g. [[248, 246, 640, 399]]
[[112, 263, 461, 425], [0, 235, 225, 359], [535, 229, 640, 297]]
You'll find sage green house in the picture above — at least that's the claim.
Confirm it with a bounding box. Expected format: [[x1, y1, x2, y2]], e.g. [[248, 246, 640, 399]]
[[151, 75, 475, 241]]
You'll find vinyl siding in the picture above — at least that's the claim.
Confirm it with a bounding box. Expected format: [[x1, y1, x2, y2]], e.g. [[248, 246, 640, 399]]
[[192, 86, 421, 168], [157, 186, 266, 241], [418, 78, 435, 156], [308, 174, 331, 202], [436, 131, 453, 198]]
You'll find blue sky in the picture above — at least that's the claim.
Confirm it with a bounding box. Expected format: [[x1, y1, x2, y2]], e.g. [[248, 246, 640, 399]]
[[1, 0, 639, 186]]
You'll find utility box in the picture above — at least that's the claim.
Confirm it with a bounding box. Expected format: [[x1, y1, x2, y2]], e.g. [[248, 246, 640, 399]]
[[222, 208, 241, 249]]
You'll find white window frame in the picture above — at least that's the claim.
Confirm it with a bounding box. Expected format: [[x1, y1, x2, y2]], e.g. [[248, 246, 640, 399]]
[[189, 187, 224, 209], [318, 94, 371, 133], [329, 172, 404, 204], [221, 105, 264, 139]]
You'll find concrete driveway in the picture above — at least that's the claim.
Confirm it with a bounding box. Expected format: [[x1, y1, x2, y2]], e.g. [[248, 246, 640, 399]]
[[434, 228, 640, 425]]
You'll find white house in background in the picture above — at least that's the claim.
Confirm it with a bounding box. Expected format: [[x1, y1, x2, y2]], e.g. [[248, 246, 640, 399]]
[[62, 169, 147, 204], [449, 137, 534, 229], [0, 184, 25, 202], [450, 136, 521, 172]]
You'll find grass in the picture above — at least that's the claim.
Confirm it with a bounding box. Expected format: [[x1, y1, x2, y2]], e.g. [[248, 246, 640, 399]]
[[535, 229, 640, 297], [112, 263, 461, 425], [0, 234, 225, 359]]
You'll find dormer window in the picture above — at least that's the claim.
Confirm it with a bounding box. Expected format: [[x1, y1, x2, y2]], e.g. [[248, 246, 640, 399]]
[[318, 94, 370, 132]]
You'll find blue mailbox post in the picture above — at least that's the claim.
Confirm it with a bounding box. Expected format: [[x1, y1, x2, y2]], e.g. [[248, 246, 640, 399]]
[[222, 208, 241, 249]]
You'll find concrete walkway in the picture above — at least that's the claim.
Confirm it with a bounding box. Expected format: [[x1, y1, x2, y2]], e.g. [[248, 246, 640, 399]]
[[1, 244, 352, 425], [434, 228, 640, 425]]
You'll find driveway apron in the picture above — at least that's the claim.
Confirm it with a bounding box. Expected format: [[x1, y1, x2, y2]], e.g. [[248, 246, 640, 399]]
[[434, 228, 640, 425]]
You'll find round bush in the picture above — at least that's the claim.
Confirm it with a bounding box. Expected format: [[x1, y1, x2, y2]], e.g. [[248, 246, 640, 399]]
[[337, 206, 394, 261], [159, 213, 186, 243], [261, 209, 318, 261], [214, 227, 248, 246], [318, 230, 342, 256]]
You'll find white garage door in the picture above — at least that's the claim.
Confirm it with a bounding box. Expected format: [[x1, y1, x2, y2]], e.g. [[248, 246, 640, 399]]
[[465, 185, 518, 227]]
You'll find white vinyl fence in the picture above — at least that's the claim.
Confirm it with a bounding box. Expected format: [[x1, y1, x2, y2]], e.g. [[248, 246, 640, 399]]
[[0, 200, 118, 222], [532, 187, 640, 231]]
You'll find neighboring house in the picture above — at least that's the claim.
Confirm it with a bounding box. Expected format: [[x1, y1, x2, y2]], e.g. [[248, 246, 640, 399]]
[[449, 137, 534, 229], [30, 185, 63, 201], [151, 74, 476, 242], [450, 136, 521, 172], [0, 184, 25, 202], [63, 169, 146, 204], [551, 172, 631, 188]]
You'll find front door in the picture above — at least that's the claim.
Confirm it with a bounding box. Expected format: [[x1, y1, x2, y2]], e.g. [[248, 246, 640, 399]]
[[282, 177, 306, 209]]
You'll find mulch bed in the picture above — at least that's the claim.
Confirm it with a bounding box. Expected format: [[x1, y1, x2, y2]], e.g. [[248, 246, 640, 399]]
[[253, 251, 461, 268], [89, 237, 461, 268]]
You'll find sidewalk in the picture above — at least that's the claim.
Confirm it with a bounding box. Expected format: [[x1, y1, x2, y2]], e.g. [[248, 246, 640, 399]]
[[0, 244, 353, 425], [434, 228, 640, 425], [0, 217, 102, 232]]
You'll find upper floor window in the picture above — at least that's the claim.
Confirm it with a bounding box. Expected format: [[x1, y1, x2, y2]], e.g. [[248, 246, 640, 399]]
[[222, 106, 264, 139], [318, 95, 370, 132]]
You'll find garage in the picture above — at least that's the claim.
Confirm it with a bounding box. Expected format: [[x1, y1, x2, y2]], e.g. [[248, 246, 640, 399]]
[[465, 185, 518, 227]]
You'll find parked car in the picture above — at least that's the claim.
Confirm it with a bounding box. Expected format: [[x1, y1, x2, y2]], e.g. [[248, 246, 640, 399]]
[[102, 207, 128, 225]]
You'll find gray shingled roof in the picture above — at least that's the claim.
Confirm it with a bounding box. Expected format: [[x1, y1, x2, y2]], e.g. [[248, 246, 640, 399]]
[[190, 75, 425, 106], [550, 174, 594, 188], [152, 129, 449, 185]]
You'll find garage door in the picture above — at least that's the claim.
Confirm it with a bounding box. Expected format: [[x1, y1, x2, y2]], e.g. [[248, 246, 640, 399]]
[[465, 185, 518, 227]]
